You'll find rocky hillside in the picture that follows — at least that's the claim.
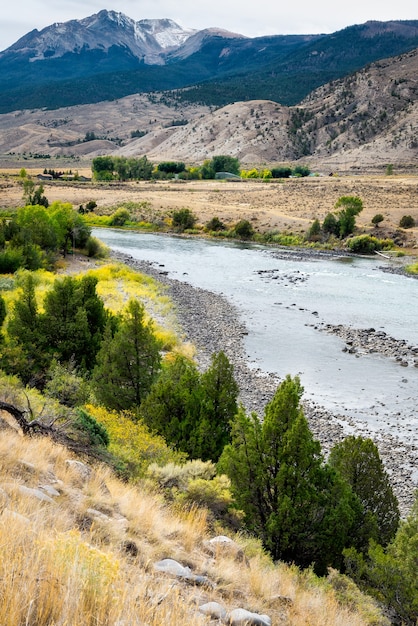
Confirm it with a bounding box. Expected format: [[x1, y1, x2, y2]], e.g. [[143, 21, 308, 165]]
[[0, 421, 388, 625], [0, 46, 417, 170]]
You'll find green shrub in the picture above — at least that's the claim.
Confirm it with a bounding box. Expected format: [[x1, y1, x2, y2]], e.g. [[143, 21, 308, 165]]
[[372, 214, 384, 227], [234, 219, 254, 240], [322, 213, 339, 235], [172, 208, 197, 232], [206, 216, 226, 232], [0, 247, 25, 273], [347, 235, 394, 254], [293, 165, 311, 177], [306, 219, 321, 242], [85, 236, 109, 258], [75, 408, 110, 448], [109, 208, 130, 226], [271, 166, 292, 178], [399, 215, 415, 229], [45, 359, 91, 407]]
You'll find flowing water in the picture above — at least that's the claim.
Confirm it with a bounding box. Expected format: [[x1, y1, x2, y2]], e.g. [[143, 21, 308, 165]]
[[94, 228, 418, 444]]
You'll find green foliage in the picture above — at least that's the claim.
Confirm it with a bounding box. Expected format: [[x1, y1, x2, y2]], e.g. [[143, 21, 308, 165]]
[[293, 165, 311, 177], [234, 219, 254, 240], [205, 216, 226, 232], [41, 275, 106, 371], [49, 202, 91, 256], [0, 203, 87, 271], [93, 299, 161, 411], [3, 273, 107, 385], [347, 235, 394, 254], [148, 459, 237, 522], [45, 359, 91, 407], [172, 208, 197, 232], [86, 404, 186, 480], [322, 212, 339, 236], [85, 200, 97, 212], [399, 214, 415, 228], [92, 156, 153, 181], [85, 236, 108, 258], [140, 354, 201, 453], [306, 218, 321, 242], [329, 436, 400, 546], [271, 166, 292, 179], [210, 155, 241, 176], [109, 208, 130, 226], [198, 351, 238, 461], [74, 408, 110, 448], [372, 214, 384, 227], [344, 493, 418, 625], [141, 351, 238, 461], [3, 272, 46, 384], [0, 247, 26, 273], [385, 164, 394, 176], [0, 294, 6, 330], [157, 161, 186, 174], [23, 180, 49, 208], [219, 376, 364, 574], [334, 195, 363, 238]]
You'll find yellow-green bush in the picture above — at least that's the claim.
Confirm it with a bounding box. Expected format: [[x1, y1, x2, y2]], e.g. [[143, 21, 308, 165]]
[[85, 405, 186, 480]]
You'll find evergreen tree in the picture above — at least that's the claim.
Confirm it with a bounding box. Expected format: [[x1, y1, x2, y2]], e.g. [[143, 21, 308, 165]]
[[93, 299, 161, 410], [219, 376, 362, 573], [40, 275, 104, 370], [0, 294, 6, 331], [329, 436, 400, 546], [344, 491, 418, 625], [198, 351, 238, 461], [3, 273, 46, 384], [140, 354, 202, 453]]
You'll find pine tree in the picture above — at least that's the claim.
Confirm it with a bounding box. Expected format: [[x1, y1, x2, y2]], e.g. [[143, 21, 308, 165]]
[[198, 351, 238, 461], [219, 375, 362, 573], [93, 299, 161, 410], [140, 354, 202, 453], [3, 273, 46, 384], [329, 436, 400, 546]]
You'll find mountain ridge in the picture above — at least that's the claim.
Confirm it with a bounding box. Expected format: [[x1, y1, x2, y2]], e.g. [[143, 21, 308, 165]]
[[1, 12, 418, 113]]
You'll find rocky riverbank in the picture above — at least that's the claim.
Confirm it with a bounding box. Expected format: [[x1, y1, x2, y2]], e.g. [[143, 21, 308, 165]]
[[111, 250, 417, 516]]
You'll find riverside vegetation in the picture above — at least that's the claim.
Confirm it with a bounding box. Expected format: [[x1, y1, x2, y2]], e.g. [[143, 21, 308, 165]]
[[0, 177, 417, 624]]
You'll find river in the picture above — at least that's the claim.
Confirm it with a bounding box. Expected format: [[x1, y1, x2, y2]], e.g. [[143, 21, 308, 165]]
[[93, 228, 418, 453]]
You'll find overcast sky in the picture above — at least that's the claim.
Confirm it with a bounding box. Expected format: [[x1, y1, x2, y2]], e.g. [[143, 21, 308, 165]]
[[1, 0, 417, 51]]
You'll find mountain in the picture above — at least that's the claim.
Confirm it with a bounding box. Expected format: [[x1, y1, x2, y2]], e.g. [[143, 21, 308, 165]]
[[1, 45, 417, 170], [2, 12, 418, 113]]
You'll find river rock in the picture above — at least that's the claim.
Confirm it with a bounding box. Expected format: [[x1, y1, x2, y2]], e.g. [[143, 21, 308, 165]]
[[228, 608, 272, 625]]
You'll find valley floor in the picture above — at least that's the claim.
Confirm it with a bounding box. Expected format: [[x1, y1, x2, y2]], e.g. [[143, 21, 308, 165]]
[[1, 173, 418, 251]]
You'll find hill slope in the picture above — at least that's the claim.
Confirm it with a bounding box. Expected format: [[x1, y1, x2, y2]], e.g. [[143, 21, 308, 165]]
[[0, 418, 388, 625], [0, 46, 417, 169]]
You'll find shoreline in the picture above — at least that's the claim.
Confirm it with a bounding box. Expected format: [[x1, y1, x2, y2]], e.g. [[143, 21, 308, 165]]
[[110, 249, 417, 516]]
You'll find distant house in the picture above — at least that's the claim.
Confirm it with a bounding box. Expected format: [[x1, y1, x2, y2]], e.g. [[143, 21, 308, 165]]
[[36, 173, 53, 180]]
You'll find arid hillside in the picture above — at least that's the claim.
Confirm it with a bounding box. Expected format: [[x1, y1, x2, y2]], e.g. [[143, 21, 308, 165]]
[[0, 47, 417, 171]]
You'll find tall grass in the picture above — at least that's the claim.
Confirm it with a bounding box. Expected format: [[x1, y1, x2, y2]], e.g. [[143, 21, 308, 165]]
[[0, 427, 388, 626]]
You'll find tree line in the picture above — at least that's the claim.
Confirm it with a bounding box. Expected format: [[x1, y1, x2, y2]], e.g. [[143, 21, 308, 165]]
[[91, 155, 311, 182]]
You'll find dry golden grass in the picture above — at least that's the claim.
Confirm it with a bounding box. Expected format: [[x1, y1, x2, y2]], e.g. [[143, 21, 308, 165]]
[[1, 173, 417, 253], [0, 426, 388, 625]]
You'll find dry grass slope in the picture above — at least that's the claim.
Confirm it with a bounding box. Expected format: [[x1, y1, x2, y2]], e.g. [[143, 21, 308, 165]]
[[0, 425, 389, 626]]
